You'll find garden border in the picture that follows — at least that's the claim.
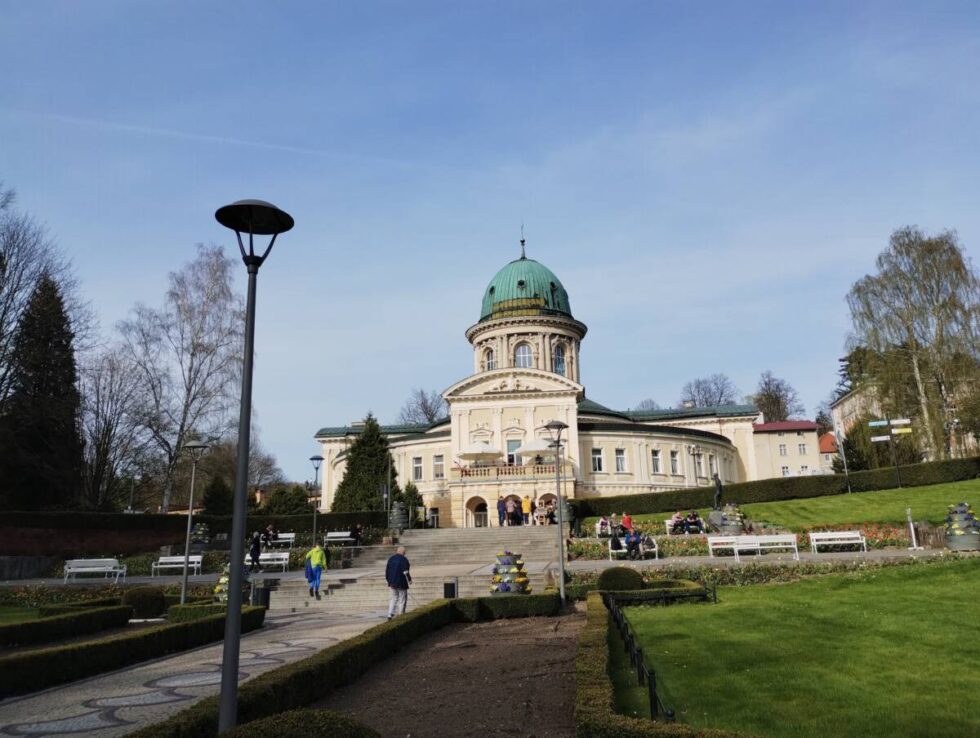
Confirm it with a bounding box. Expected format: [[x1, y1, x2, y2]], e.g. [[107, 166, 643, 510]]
[[0, 605, 133, 647]]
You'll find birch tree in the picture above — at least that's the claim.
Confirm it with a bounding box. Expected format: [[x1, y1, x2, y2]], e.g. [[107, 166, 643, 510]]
[[120, 244, 243, 511]]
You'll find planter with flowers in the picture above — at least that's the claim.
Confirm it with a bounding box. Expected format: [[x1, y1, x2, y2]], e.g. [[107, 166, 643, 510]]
[[944, 502, 980, 551], [490, 551, 531, 595]]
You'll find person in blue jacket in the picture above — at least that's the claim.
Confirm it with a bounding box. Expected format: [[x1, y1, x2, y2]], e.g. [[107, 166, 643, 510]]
[[385, 545, 411, 620]]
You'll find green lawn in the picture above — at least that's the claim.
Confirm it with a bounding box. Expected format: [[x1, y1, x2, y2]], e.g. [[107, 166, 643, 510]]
[[584, 479, 980, 531], [615, 558, 980, 738], [0, 605, 39, 624]]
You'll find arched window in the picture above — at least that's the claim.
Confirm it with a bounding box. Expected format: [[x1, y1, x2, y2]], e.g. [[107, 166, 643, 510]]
[[514, 342, 533, 368], [553, 344, 566, 376], [485, 348, 496, 371]]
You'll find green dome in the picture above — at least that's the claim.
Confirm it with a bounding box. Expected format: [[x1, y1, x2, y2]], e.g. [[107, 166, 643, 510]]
[[479, 256, 572, 322]]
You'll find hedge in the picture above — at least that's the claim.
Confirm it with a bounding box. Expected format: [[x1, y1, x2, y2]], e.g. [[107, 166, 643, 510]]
[[0, 605, 133, 647], [37, 597, 122, 617], [167, 603, 228, 623], [576, 592, 746, 737], [224, 709, 380, 738], [124, 586, 167, 618], [597, 567, 645, 591], [129, 594, 565, 738], [572, 456, 980, 518], [0, 606, 265, 697]]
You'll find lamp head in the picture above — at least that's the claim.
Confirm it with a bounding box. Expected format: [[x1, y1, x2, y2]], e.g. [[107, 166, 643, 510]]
[[310, 455, 324, 471], [215, 199, 294, 236], [181, 440, 210, 459]]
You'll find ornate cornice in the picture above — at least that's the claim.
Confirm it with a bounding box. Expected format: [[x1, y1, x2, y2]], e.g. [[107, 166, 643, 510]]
[[465, 314, 588, 344]]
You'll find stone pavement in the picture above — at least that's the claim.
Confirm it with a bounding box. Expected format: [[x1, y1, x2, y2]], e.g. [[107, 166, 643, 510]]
[[0, 610, 381, 737]]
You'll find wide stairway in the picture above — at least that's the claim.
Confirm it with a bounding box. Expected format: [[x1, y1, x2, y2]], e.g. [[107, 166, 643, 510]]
[[267, 525, 559, 615]]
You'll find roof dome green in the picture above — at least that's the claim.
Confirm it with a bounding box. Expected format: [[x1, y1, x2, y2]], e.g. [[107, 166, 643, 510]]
[[479, 255, 572, 322]]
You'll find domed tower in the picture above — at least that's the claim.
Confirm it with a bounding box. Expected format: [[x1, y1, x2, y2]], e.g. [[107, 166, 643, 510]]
[[465, 242, 587, 380]]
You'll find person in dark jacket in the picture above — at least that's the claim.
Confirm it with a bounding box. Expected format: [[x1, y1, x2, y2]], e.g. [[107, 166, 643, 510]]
[[248, 532, 262, 572], [497, 497, 506, 526], [385, 546, 411, 620]]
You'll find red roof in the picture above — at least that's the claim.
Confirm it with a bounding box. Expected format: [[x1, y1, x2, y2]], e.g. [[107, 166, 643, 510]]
[[819, 432, 838, 453], [753, 421, 819, 433]]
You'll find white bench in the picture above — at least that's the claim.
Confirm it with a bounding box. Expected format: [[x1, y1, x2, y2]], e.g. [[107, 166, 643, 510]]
[[809, 530, 867, 554], [707, 535, 799, 562], [64, 558, 127, 584], [151, 555, 203, 576], [266, 532, 296, 548], [244, 551, 290, 572], [325, 532, 355, 545], [608, 538, 658, 560]]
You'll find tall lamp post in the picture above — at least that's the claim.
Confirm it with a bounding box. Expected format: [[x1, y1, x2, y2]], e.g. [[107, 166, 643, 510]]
[[543, 420, 568, 603], [179, 441, 210, 604], [310, 455, 323, 543], [215, 199, 293, 733]]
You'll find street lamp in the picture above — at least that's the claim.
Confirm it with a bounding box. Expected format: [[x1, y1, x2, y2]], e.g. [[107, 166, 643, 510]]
[[542, 420, 568, 603], [214, 199, 293, 733], [179, 441, 210, 605], [310, 455, 323, 543], [687, 444, 702, 487]]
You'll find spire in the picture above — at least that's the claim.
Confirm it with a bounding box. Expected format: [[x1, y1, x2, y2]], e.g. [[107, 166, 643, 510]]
[[520, 223, 526, 259]]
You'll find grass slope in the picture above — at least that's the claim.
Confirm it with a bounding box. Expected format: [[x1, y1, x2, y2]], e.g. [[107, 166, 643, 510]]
[[620, 558, 980, 738], [585, 479, 980, 530], [0, 606, 38, 624]]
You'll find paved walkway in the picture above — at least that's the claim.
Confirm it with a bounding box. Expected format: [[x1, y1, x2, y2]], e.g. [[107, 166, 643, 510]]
[[0, 610, 382, 737]]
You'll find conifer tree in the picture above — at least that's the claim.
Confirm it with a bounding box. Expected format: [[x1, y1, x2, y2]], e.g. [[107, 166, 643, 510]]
[[0, 275, 82, 509], [201, 475, 233, 516], [331, 414, 400, 512]]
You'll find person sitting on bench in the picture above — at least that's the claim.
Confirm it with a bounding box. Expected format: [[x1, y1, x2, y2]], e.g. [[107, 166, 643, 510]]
[[685, 510, 704, 534], [610, 533, 623, 553], [670, 510, 685, 534], [625, 530, 642, 560]]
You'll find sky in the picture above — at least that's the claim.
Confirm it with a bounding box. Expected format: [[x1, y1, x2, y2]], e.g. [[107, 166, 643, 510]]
[[1, 1, 979, 484]]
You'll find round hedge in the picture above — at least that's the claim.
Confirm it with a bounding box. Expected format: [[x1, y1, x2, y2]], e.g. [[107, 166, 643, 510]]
[[226, 709, 380, 738], [596, 567, 644, 591], [122, 586, 167, 618]]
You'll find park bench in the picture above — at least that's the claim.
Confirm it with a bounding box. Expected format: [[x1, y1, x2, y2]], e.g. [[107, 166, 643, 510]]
[[809, 530, 867, 554], [63, 558, 127, 584], [664, 520, 705, 535], [707, 534, 799, 563], [608, 537, 658, 561], [151, 555, 203, 576], [266, 532, 296, 549], [243, 551, 290, 572], [325, 531, 355, 546]]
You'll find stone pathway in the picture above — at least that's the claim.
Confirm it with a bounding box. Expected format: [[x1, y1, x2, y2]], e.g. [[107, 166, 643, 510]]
[[0, 611, 382, 737]]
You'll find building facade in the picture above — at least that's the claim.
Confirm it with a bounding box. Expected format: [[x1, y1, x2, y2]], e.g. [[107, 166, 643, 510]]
[[315, 250, 785, 527], [751, 421, 824, 478]]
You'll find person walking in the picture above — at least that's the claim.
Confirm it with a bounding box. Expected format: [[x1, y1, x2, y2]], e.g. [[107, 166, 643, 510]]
[[248, 532, 262, 572], [386, 545, 412, 619], [497, 496, 506, 527], [521, 495, 532, 526], [504, 497, 517, 527], [305, 541, 327, 600]]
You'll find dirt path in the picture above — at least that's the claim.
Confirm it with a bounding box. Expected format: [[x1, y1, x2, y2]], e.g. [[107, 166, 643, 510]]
[[315, 611, 584, 738]]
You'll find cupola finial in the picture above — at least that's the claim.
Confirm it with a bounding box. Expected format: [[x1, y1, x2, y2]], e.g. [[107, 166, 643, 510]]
[[520, 223, 526, 259]]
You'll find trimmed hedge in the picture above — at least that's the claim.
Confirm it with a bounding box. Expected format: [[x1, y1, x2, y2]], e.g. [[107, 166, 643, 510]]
[[167, 603, 227, 623], [0, 605, 133, 647], [37, 597, 122, 617], [597, 567, 645, 591], [225, 709, 380, 738], [129, 594, 566, 738], [576, 592, 745, 737], [572, 456, 980, 518], [124, 586, 167, 618], [0, 606, 265, 697]]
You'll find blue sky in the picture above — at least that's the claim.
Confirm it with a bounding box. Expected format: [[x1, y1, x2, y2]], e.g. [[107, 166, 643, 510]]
[[2, 1, 978, 483]]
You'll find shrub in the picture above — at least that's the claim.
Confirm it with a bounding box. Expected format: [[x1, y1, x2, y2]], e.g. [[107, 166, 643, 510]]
[[123, 586, 167, 618], [0, 607, 265, 697], [571, 456, 980, 518], [167, 603, 227, 623], [37, 597, 122, 617], [597, 567, 645, 591], [0, 606, 133, 647], [453, 593, 561, 622], [225, 709, 380, 738]]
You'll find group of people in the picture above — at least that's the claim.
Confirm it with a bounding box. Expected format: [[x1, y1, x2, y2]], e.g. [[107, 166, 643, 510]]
[[669, 510, 705, 535], [596, 511, 635, 537], [248, 524, 282, 572], [597, 512, 649, 560], [497, 495, 558, 526]]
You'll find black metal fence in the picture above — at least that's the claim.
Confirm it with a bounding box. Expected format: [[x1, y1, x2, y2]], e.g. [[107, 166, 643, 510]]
[[603, 585, 716, 722]]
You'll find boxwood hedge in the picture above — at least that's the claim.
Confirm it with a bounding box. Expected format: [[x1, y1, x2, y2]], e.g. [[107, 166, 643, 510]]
[[167, 603, 228, 623], [37, 597, 123, 617], [571, 456, 980, 518], [0, 605, 133, 647], [224, 709, 380, 738]]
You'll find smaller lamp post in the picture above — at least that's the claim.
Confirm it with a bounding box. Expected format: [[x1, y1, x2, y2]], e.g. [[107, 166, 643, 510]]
[[180, 440, 210, 605], [543, 420, 569, 603], [310, 455, 323, 543]]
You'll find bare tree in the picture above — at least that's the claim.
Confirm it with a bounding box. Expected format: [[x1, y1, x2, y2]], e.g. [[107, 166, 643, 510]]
[[119, 244, 244, 511], [80, 347, 149, 509], [679, 374, 740, 407], [635, 398, 662, 411], [847, 227, 980, 459], [397, 387, 448, 425], [752, 370, 805, 422]]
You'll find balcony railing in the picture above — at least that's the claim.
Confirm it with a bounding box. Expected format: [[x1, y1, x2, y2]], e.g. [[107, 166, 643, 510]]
[[450, 463, 572, 482]]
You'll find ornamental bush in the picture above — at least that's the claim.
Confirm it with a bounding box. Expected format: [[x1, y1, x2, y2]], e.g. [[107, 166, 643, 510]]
[[0, 606, 132, 647], [167, 603, 227, 623], [597, 567, 645, 591], [123, 586, 167, 618], [225, 709, 380, 738]]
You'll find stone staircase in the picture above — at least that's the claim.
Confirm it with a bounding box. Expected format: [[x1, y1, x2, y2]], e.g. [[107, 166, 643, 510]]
[[395, 526, 559, 566]]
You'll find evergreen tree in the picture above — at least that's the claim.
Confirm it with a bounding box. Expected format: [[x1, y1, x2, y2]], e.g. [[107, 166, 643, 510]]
[[331, 414, 400, 512], [399, 481, 424, 527], [261, 485, 312, 515], [832, 413, 920, 472], [201, 475, 233, 516], [0, 275, 82, 509]]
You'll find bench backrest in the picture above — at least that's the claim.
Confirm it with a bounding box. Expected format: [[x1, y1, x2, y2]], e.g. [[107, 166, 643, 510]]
[[809, 531, 862, 541], [325, 532, 351, 539], [707, 536, 741, 547], [260, 552, 290, 560], [277, 533, 296, 541], [157, 555, 203, 564], [66, 558, 120, 568], [756, 534, 797, 544]]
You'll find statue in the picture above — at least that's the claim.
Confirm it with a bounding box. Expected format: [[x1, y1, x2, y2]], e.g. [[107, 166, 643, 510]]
[[713, 473, 723, 510]]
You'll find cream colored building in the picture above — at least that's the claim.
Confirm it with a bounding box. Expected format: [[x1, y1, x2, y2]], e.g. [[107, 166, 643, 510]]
[[751, 421, 824, 478], [315, 249, 778, 527]]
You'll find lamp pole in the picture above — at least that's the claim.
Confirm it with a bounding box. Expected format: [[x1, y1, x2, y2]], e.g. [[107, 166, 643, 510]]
[[179, 441, 210, 604], [543, 420, 568, 603], [215, 199, 293, 733], [310, 455, 323, 544]]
